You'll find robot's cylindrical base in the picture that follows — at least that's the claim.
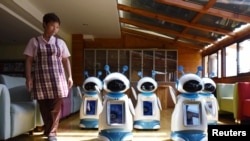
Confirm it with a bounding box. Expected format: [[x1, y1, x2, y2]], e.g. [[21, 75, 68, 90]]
[[98, 129, 133, 141], [171, 130, 207, 141]]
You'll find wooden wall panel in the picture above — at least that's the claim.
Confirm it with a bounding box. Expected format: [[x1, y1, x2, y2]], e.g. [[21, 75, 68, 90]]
[[72, 34, 84, 86], [177, 47, 202, 74], [84, 38, 122, 49], [124, 34, 165, 49], [213, 75, 250, 83]]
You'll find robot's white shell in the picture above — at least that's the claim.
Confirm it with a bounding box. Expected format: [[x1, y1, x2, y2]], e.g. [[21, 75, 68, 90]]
[[82, 76, 103, 92], [103, 72, 130, 93], [176, 73, 204, 93], [137, 77, 158, 92]]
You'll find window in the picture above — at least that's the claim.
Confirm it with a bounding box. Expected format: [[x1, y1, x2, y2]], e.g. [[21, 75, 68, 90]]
[[167, 51, 177, 81], [208, 53, 218, 78], [107, 50, 118, 72], [204, 37, 250, 79], [218, 50, 221, 78], [143, 50, 154, 77], [84, 50, 95, 76], [204, 55, 208, 77], [131, 50, 142, 82], [84, 49, 177, 82], [239, 39, 250, 73], [155, 51, 166, 81], [206, 51, 221, 78], [225, 43, 237, 77]]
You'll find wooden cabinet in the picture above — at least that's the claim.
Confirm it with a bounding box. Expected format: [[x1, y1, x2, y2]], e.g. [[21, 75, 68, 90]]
[[84, 49, 178, 83], [155, 83, 175, 109]]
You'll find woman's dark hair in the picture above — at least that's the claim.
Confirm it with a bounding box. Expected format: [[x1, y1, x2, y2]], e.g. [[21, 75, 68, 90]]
[[43, 13, 61, 26]]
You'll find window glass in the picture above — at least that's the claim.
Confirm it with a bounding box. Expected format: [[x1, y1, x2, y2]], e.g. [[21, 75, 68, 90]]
[[84, 50, 95, 77], [217, 50, 221, 78], [119, 50, 130, 78], [155, 51, 166, 81], [208, 53, 218, 77], [108, 50, 118, 72], [225, 43, 237, 77], [167, 51, 177, 81], [131, 50, 142, 81], [143, 50, 154, 77], [204, 55, 208, 77], [96, 50, 106, 80], [239, 39, 250, 73]]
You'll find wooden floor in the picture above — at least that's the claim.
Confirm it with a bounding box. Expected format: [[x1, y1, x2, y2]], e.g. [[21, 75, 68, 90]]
[[6, 108, 236, 141]]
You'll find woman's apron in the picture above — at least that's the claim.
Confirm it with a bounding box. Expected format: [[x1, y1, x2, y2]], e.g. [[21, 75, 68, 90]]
[[32, 37, 68, 100]]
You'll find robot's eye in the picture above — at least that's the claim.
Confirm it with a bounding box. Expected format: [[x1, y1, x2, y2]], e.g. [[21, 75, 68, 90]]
[[183, 80, 202, 92], [107, 80, 126, 92], [84, 82, 96, 91], [141, 82, 155, 91], [204, 83, 215, 92]]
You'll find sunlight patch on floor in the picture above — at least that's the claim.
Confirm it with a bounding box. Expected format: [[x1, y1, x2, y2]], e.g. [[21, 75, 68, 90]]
[[55, 131, 171, 141]]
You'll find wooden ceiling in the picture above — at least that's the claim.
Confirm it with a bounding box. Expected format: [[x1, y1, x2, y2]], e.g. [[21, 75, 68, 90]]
[[2, 0, 250, 54], [117, 0, 250, 53]]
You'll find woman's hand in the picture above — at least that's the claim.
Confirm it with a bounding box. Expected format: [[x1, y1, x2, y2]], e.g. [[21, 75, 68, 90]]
[[68, 77, 73, 88], [26, 78, 33, 92]]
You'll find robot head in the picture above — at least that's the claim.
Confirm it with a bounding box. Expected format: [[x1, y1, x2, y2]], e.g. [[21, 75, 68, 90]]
[[201, 72, 216, 93], [82, 70, 103, 92], [103, 65, 130, 93], [176, 66, 204, 93], [136, 70, 158, 93]]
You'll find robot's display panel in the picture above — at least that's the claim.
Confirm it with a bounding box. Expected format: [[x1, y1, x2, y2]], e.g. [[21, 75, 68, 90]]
[[205, 100, 215, 116], [183, 102, 201, 126], [143, 101, 153, 116], [84, 99, 97, 115], [107, 100, 125, 125]]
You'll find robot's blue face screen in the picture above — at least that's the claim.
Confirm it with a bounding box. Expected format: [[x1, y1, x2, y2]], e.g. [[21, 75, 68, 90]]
[[141, 82, 155, 91], [184, 103, 201, 126], [109, 103, 124, 124], [143, 101, 153, 115], [84, 82, 96, 91], [183, 80, 202, 92], [85, 100, 96, 115], [107, 80, 126, 92]]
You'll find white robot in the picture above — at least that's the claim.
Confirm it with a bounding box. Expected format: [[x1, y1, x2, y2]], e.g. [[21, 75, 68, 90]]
[[133, 70, 162, 129], [199, 72, 219, 125], [98, 65, 135, 141], [170, 66, 208, 141], [79, 70, 103, 128]]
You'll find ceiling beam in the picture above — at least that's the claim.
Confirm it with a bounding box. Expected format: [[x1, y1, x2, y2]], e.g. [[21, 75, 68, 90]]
[[118, 4, 234, 37], [156, 0, 250, 23], [121, 27, 203, 50], [120, 18, 215, 44], [185, 0, 216, 27], [177, 0, 217, 43]]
